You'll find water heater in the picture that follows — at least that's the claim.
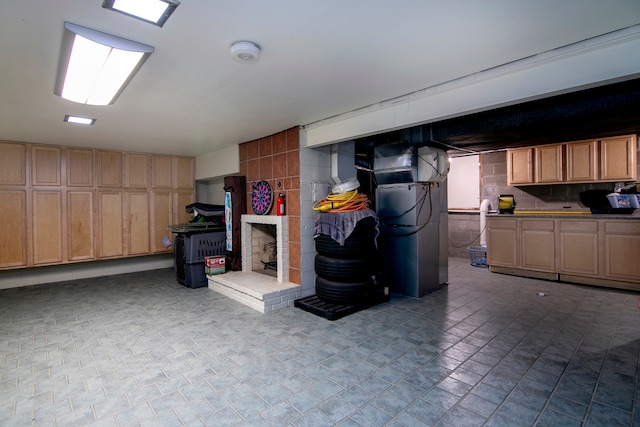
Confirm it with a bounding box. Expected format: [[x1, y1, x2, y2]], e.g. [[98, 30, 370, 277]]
[[417, 146, 449, 182]]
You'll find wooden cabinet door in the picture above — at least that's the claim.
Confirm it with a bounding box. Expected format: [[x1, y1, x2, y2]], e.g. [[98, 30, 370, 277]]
[[67, 191, 94, 261], [151, 191, 172, 253], [174, 191, 194, 224], [151, 155, 173, 189], [98, 151, 122, 188], [507, 148, 534, 185], [600, 135, 637, 181], [174, 157, 194, 189], [566, 140, 597, 182], [98, 192, 123, 258], [0, 142, 26, 185], [67, 149, 94, 187], [126, 192, 150, 255], [487, 218, 518, 267], [558, 220, 599, 276], [32, 190, 63, 265], [124, 153, 149, 189], [31, 146, 61, 186], [520, 219, 555, 272], [535, 144, 563, 183], [604, 221, 640, 282], [0, 191, 27, 268]]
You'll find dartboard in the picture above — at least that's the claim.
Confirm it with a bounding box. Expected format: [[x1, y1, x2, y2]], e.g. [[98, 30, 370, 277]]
[[251, 180, 273, 215]]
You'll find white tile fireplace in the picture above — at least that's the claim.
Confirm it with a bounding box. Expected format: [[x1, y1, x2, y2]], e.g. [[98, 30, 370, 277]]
[[241, 214, 288, 283], [208, 214, 302, 313]]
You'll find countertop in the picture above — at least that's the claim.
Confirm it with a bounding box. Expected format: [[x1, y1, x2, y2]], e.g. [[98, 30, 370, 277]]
[[487, 211, 640, 220]]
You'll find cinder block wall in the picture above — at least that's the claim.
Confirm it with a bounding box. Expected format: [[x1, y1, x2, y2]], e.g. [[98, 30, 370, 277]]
[[448, 212, 481, 259]]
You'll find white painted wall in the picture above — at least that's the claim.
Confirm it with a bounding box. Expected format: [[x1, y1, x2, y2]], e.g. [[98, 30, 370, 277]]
[[303, 25, 640, 148], [195, 144, 240, 181], [448, 155, 481, 210], [196, 178, 226, 205]]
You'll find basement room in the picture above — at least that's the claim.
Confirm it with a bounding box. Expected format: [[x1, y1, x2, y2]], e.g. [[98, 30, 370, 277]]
[[1, 1, 640, 426]]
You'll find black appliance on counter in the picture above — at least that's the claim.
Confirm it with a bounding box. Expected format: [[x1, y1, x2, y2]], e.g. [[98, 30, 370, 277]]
[[579, 189, 635, 214]]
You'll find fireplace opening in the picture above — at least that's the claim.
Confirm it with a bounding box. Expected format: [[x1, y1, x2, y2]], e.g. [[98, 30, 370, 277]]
[[241, 214, 289, 283], [251, 223, 277, 278]]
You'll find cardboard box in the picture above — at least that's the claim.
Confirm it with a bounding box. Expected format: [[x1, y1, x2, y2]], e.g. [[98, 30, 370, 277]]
[[205, 256, 226, 275]]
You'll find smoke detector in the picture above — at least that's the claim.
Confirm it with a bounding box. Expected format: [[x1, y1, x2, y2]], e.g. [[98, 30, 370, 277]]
[[230, 41, 261, 64]]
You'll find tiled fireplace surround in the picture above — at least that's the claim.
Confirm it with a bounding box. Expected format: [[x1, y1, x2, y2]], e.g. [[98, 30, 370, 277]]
[[207, 127, 312, 313]]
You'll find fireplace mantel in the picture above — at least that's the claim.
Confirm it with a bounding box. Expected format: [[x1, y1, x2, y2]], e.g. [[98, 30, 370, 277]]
[[241, 215, 288, 283]]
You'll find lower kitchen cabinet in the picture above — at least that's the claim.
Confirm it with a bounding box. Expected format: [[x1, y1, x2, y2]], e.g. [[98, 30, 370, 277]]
[[604, 221, 640, 283], [520, 219, 555, 272], [488, 216, 640, 290], [558, 220, 599, 276], [486, 218, 518, 267]]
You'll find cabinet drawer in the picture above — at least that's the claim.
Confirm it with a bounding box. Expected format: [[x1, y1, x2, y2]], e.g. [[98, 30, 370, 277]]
[[521, 219, 554, 231], [605, 221, 640, 235], [487, 218, 517, 229], [559, 220, 599, 233]]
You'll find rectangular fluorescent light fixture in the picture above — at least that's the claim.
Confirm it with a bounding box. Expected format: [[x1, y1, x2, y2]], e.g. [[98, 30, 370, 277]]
[[64, 115, 96, 125], [102, 0, 180, 27], [55, 22, 154, 106]]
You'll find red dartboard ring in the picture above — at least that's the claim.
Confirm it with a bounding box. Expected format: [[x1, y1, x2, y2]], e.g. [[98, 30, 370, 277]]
[[251, 180, 273, 215]]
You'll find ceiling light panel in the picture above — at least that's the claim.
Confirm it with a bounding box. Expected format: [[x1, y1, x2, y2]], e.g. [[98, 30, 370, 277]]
[[102, 0, 180, 27], [64, 115, 96, 125], [55, 22, 154, 106]]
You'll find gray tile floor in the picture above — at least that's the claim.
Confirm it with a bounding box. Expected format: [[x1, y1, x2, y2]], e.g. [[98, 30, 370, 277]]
[[1, 257, 639, 426]]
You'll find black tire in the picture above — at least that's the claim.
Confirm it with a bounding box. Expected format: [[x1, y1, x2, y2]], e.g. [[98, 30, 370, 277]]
[[315, 254, 373, 282], [316, 276, 374, 305], [315, 233, 376, 259]]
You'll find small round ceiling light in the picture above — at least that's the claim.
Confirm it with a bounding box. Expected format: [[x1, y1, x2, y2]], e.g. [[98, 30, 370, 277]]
[[230, 41, 261, 64]]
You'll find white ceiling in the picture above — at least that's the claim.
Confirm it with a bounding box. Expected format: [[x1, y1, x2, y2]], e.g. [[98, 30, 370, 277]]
[[1, 0, 639, 157]]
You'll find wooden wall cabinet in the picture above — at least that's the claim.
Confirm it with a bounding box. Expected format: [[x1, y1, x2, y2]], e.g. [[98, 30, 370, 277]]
[[174, 157, 195, 189], [125, 192, 150, 256], [152, 155, 173, 189], [67, 191, 95, 261], [98, 151, 122, 188], [507, 134, 637, 185], [604, 221, 640, 283], [97, 192, 123, 258], [124, 153, 149, 189], [151, 191, 173, 253], [506, 147, 534, 185], [534, 144, 563, 183], [0, 141, 195, 270], [0, 142, 27, 185], [566, 140, 598, 182], [0, 191, 28, 267], [32, 190, 63, 265], [67, 149, 94, 187], [32, 146, 61, 186], [600, 135, 637, 181]]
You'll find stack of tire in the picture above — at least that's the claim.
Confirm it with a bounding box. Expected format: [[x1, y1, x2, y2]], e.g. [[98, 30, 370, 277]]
[[314, 217, 378, 305]]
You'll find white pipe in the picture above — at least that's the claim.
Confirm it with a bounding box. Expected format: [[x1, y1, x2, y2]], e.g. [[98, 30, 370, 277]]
[[480, 199, 492, 246]]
